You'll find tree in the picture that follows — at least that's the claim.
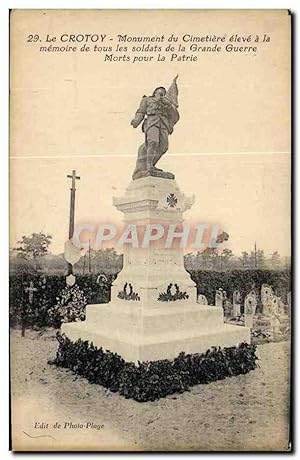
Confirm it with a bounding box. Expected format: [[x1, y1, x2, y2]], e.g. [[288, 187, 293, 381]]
[[185, 249, 234, 271], [200, 248, 218, 270], [256, 249, 266, 269], [239, 251, 250, 269], [219, 248, 233, 270], [270, 251, 281, 270], [76, 248, 123, 274], [14, 232, 52, 260]]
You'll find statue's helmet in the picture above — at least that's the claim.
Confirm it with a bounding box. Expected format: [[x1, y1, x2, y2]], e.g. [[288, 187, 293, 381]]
[[152, 86, 167, 97]]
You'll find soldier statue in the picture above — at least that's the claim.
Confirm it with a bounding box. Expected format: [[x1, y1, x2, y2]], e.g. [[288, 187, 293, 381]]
[[131, 76, 179, 180]]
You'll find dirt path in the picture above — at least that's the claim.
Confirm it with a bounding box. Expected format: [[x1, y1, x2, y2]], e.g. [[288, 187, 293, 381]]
[[10, 329, 290, 451]]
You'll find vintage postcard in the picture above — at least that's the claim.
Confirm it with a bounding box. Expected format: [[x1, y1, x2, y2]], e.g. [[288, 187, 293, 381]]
[[10, 9, 291, 451]]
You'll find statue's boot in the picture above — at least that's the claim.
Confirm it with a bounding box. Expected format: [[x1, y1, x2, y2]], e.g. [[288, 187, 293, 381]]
[[151, 138, 170, 174], [146, 142, 175, 178], [151, 166, 163, 173], [132, 141, 174, 179]]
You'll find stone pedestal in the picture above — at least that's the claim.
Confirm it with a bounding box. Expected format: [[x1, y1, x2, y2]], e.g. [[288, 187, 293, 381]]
[[62, 176, 250, 362]]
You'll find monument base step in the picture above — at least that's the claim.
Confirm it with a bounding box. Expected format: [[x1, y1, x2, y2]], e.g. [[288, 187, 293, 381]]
[[84, 302, 225, 336], [61, 317, 250, 363]]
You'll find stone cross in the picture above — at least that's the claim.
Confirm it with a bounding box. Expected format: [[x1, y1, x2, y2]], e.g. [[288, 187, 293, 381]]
[[25, 281, 37, 304], [67, 170, 80, 275], [67, 170, 80, 240], [22, 281, 38, 337]]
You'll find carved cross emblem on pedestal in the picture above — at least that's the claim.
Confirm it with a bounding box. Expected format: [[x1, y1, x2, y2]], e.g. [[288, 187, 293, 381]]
[[166, 193, 177, 208]]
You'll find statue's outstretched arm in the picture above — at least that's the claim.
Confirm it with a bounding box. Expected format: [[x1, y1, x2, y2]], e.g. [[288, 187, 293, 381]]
[[130, 96, 147, 128]]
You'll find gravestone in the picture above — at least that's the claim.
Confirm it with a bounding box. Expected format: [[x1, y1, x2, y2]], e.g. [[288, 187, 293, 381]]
[[270, 311, 282, 339], [261, 284, 286, 318], [244, 291, 257, 328], [259, 284, 289, 339], [261, 284, 274, 316], [97, 274, 108, 284], [215, 288, 226, 308], [261, 283, 273, 303], [224, 299, 233, 318], [66, 274, 76, 287], [272, 296, 289, 339], [232, 290, 242, 317], [197, 294, 208, 305]]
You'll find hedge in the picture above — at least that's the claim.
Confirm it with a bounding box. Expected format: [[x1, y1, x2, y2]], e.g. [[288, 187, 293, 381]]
[[49, 333, 258, 402], [9, 269, 291, 329], [9, 273, 115, 328], [189, 269, 291, 312]]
